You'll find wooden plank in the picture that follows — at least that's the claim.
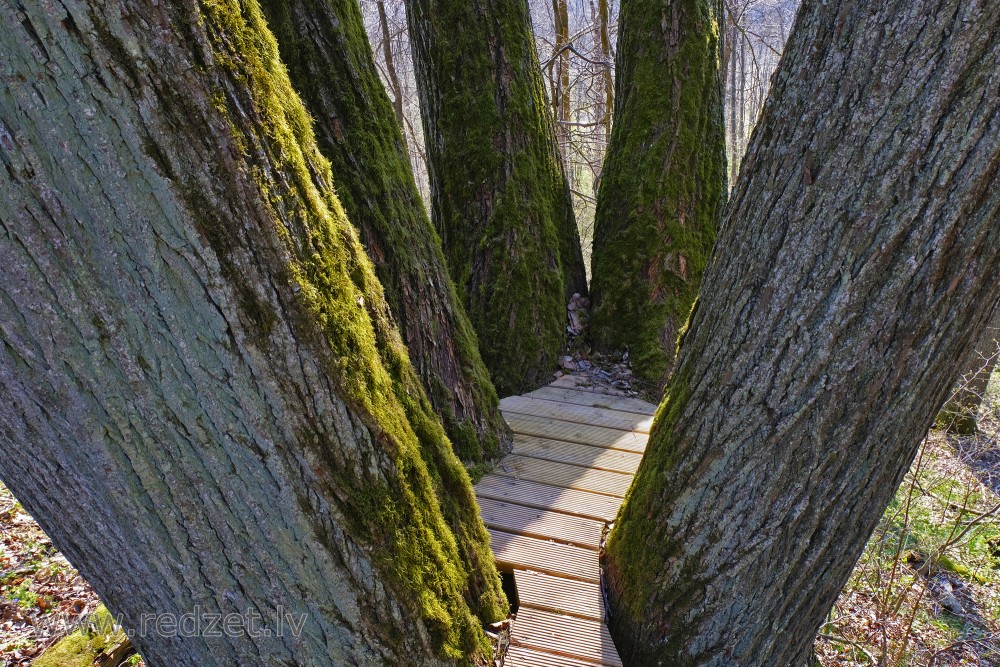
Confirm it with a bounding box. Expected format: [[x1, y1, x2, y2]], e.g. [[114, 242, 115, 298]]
[[487, 530, 599, 582], [504, 413, 648, 453], [512, 434, 642, 474], [478, 498, 603, 549], [501, 395, 654, 432], [514, 570, 605, 621], [495, 456, 633, 497], [475, 475, 621, 522], [506, 646, 608, 667], [528, 385, 657, 416], [512, 607, 623, 667]]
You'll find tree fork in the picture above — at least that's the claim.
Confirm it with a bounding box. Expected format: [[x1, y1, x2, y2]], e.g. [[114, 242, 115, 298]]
[[605, 0, 1000, 664]]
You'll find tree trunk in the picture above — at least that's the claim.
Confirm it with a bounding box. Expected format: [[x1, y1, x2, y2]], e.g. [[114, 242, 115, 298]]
[[0, 1, 505, 665], [589, 0, 727, 390], [938, 305, 1000, 435], [258, 0, 511, 462], [406, 0, 588, 396], [604, 0, 1000, 665], [551, 0, 571, 171]]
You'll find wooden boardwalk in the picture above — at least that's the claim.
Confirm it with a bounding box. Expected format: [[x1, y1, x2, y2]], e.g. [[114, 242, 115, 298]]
[[476, 375, 656, 667]]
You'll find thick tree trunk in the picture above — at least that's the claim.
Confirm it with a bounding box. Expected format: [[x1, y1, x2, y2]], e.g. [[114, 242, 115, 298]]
[[938, 305, 1000, 435], [589, 0, 727, 390], [605, 0, 1000, 665], [258, 0, 511, 462], [406, 0, 588, 396], [0, 1, 505, 665]]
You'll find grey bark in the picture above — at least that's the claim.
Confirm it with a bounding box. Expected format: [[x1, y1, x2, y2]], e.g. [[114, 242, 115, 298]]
[[0, 0, 504, 665], [604, 0, 1000, 664]]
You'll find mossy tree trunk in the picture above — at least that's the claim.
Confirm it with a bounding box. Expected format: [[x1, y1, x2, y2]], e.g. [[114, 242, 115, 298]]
[[258, 0, 511, 462], [407, 0, 588, 396], [589, 0, 727, 390], [605, 0, 1000, 664], [0, 0, 505, 665], [938, 305, 1000, 435]]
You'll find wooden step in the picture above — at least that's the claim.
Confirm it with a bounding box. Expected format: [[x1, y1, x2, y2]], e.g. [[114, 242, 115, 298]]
[[495, 456, 633, 497], [501, 395, 654, 432], [512, 435, 642, 474], [503, 413, 648, 453], [475, 475, 621, 522], [527, 385, 657, 416], [478, 498, 603, 549], [512, 607, 623, 667], [514, 570, 605, 621], [505, 646, 609, 667], [487, 529, 599, 582]]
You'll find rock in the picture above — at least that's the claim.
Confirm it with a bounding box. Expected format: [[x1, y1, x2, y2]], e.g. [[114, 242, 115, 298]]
[[559, 356, 577, 371]]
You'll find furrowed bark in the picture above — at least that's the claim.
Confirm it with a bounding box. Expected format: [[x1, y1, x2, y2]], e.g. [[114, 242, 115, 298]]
[[406, 0, 588, 396], [589, 0, 727, 390], [605, 0, 1000, 664], [0, 0, 505, 665], [258, 0, 512, 462]]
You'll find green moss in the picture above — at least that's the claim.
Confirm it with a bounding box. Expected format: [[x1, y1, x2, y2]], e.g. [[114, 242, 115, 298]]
[[35, 606, 128, 667], [408, 0, 588, 396], [259, 0, 508, 463], [189, 0, 506, 660], [590, 0, 727, 390]]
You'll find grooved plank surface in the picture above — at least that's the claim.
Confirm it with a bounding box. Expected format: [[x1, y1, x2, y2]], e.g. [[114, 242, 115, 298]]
[[504, 413, 648, 453], [478, 498, 603, 549], [487, 530, 600, 582], [495, 455, 633, 497], [501, 395, 654, 432], [475, 378, 654, 667], [527, 385, 657, 415], [505, 646, 608, 667], [514, 570, 605, 620], [511, 607, 623, 667], [475, 475, 621, 522], [512, 434, 642, 474]]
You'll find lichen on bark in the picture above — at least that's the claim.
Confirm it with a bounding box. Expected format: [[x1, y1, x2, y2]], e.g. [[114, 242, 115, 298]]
[[589, 0, 727, 391], [407, 0, 588, 396], [257, 0, 511, 463]]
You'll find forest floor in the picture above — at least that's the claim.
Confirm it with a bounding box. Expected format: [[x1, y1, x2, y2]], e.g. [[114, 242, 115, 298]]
[[1, 390, 998, 666]]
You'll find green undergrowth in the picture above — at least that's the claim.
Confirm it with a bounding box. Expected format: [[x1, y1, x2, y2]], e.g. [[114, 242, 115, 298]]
[[34, 606, 128, 667], [190, 0, 506, 660]]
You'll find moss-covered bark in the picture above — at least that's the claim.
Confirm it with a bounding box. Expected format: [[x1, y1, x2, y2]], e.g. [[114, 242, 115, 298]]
[[0, 0, 505, 664], [257, 0, 510, 463], [407, 0, 588, 396], [603, 0, 1000, 663], [589, 0, 727, 390]]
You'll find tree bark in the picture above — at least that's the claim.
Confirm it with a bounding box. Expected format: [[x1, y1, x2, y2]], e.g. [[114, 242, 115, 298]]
[[938, 305, 1000, 435], [604, 0, 1000, 665], [0, 0, 505, 665], [589, 0, 727, 390], [258, 0, 511, 462], [406, 0, 588, 396]]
